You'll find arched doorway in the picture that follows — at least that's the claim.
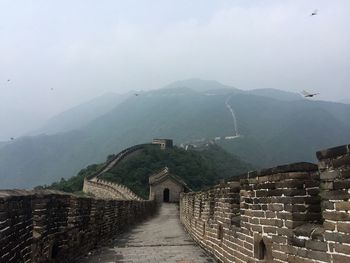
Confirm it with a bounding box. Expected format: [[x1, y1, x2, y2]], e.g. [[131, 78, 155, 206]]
[[163, 188, 170, 202]]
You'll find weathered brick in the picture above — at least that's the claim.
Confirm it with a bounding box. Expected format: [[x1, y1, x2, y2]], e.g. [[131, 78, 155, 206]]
[[285, 204, 306, 213], [323, 221, 335, 231], [340, 169, 350, 179], [333, 254, 350, 263], [267, 204, 284, 211], [307, 250, 330, 262], [263, 226, 276, 234], [332, 155, 350, 168], [335, 201, 350, 211], [316, 145, 349, 160], [334, 180, 350, 190], [260, 218, 283, 227], [320, 170, 340, 180], [321, 190, 350, 201], [325, 232, 350, 243], [305, 240, 327, 252], [321, 201, 334, 210], [323, 211, 350, 221], [334, 243, 350, 254], [337, 222, 350, 233]]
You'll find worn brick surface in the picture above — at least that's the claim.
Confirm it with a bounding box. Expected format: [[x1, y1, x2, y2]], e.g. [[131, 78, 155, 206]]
[[79, 204, 214, 263], [0, 190, 156, 262], [180, 143, 350, 263]]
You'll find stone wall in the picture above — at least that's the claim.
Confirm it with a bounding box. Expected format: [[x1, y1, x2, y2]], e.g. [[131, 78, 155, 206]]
[[92, 143, 150, 179], [83, 178, 142, 200], [180, 144, 350, 263], [0, 190, 156, 263]]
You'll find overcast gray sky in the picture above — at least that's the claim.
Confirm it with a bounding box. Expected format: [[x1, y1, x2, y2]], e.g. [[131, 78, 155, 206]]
[[0, 0, 349, 140]]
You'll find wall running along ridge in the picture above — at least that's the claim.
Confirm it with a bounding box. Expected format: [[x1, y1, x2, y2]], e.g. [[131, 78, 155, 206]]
[[83, 143, 150, 200], [0, 190, 156, 263], [180, 144, 350, 263], [83, 178, 142, 200], [83, 140, 173, 200]]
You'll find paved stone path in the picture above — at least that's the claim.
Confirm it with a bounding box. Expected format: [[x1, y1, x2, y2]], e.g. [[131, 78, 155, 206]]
[[79, 203, 215, 263]]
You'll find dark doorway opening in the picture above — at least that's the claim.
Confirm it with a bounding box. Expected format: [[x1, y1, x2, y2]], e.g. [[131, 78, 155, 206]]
[[163, 188, 170, 202], [51, 243, 59, 259], [258, 239, 266, 260]]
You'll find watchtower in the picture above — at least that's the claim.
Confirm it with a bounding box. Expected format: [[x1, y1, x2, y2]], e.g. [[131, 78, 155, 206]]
[[149, 167, 189, 202], [152, 139, 173, 150]]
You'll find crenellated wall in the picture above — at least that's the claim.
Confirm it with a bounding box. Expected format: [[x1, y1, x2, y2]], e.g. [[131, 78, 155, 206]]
[[0, 190, 156, 263], [83, 143, 155, 200], [83, 178, 142, 200], [180, 144, 350, 263]]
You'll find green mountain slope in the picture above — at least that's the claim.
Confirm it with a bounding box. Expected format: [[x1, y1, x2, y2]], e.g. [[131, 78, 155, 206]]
[[43, 144, 252, 199], [1, 79, 350, 189]]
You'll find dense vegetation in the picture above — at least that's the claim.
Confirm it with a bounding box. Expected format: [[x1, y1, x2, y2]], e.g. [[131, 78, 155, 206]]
[[41, 144, 253, 198]]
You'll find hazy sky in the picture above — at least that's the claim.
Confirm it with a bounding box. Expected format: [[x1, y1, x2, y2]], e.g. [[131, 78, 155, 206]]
[[0, 0, 349, 140]]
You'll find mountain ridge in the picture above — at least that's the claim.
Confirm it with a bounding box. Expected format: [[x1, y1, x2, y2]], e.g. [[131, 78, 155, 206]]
[[1, 79, 349, 189]]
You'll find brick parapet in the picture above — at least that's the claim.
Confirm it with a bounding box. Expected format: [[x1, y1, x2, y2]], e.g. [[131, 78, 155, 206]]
[[180, 144, 350, 263], [0, 190, 157, 263], [83, 178, 142, 200]]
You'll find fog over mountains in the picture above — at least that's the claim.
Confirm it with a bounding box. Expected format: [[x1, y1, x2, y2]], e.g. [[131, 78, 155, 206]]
[[1, 79, 349, 189]]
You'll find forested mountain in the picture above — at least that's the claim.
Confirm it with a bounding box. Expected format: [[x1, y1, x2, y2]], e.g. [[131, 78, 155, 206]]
[[43, 144, 253, 198], [1, 79, 349, 189]]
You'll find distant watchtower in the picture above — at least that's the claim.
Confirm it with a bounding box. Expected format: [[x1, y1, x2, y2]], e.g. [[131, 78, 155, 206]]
[[149, 167, 189, 203], [152, 139, 173, 150]]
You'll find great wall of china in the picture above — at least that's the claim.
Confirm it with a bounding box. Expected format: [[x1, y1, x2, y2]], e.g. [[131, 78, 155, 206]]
[[82, 143, 149, 200], [0, 189, 156, 263], [180, 144, 350, 263], [1, 141, 350, 262]]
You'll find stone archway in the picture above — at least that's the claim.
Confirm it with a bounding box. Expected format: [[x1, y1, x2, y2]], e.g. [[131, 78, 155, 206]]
[[163, 188, 170, 202]]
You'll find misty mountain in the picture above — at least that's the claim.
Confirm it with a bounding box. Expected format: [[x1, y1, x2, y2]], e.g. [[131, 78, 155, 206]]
[[164, 78, 239, 93], [339, 98, 350, 104], [31, 92, 130, 135], [246, 88, 302, 101], [164, 78, 302, 101], [0, 141, 8, 149], [1, 79, 349, 189]]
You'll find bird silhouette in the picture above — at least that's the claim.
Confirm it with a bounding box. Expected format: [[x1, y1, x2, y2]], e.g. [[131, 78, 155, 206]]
[[10, 137, 14, 141], [311, 9, 318, 16], [301, 90, 319, 98]]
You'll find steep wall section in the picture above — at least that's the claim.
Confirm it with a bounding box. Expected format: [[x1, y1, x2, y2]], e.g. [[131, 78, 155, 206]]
[[92, 144, 150, 179], [83, 143, 153, 200], [0, 190, 156, 263], [83, 178, 142, 200], [180, 143, 350, 263], [84, 140, 173, 200]]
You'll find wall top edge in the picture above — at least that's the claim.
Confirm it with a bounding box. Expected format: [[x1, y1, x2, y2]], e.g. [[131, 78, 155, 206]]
[[316, 144, 350, 161]]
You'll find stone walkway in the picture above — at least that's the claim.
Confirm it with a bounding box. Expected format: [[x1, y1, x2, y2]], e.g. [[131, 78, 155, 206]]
[[79, 203, 215, 263]]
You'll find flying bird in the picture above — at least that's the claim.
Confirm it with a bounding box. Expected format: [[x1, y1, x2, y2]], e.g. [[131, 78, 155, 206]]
[[311, 9, 318, 16], [301, 90, 319, 98], [7, 79, 10, 82], [10, 137, 14, 141], [134, 93, 139, 96]]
